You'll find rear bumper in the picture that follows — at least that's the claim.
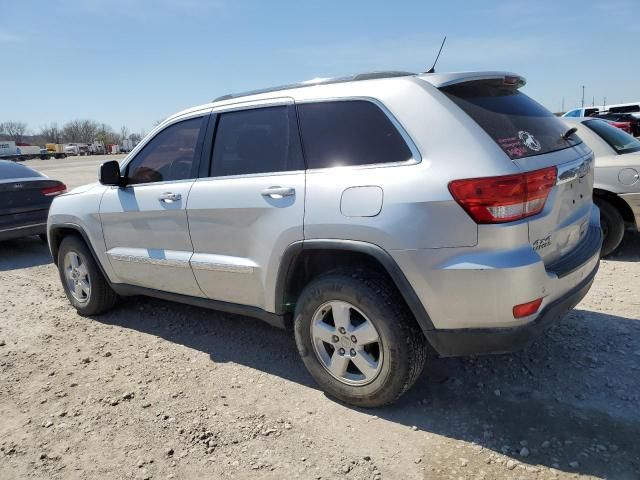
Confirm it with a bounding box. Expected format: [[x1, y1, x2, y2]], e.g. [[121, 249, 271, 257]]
[[424, 260, 599, 356], [0, 210, 48, 241], [620, 192, 640, 230]]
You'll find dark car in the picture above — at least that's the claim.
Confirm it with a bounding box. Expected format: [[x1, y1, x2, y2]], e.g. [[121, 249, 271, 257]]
[[593, 112, 640, 137], [0, 160, 66, 242]]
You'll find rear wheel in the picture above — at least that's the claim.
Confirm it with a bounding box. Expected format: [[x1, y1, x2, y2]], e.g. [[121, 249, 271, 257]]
[[57, 236, 119, 315], [294, 272, 427, 407], [595, 198, 625, 257]]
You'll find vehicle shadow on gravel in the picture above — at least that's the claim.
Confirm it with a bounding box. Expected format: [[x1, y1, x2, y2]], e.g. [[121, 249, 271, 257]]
[[605, 231, 640, 262], [0, 237, 52, 271], [93, 301, 640, 479]]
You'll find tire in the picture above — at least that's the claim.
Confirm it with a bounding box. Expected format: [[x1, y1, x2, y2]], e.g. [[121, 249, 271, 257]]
[[294, 271, 427, 408], [595, 198, 625, 257], [57, 235, 119, 315]]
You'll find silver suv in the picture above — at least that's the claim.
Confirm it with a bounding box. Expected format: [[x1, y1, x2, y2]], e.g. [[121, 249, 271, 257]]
[[48, 71, 602, 407]]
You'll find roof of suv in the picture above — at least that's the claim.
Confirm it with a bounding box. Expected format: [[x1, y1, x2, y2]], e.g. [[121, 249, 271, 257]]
[[163, 70, 525, 125]]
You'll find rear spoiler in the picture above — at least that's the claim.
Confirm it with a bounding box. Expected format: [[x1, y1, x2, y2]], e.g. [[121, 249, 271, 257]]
[[418, 71, 526, 89]]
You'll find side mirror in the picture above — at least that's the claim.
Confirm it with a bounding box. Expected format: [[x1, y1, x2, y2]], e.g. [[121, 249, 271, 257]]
[[99, 161, 123, 186]]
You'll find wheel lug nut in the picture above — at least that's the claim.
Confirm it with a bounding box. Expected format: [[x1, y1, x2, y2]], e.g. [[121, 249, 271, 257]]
[[350, 335, 357, 343], [350, 348, 356, 357], [338, 327, 346, 334], [331, 335, 339, 343], [338, 348, 345, 355]]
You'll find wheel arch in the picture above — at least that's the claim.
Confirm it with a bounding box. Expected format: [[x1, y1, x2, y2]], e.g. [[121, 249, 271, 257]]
[[593, 188, 637, 229], [275, 239, 435, 333], [48, 224, 112, 283]]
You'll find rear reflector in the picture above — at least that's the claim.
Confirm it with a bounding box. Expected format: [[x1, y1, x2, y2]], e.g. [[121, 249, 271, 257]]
[[513, 298, 543, 318], [448, 166, 557, 224], [41, 183, 67, 196]]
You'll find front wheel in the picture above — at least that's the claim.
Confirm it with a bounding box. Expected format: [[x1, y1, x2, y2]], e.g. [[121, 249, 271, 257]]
[[57, 236, 119, 315], [294, 272, 427, 407], [595, 198, 625, 257]]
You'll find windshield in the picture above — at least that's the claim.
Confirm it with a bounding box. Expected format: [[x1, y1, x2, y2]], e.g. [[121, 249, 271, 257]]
[[583, 119, 640, 155], [442, 80, 582, 160]]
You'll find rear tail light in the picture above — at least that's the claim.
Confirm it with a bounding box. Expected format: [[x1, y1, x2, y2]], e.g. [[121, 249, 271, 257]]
[[513, 298, 543, 318], [448, 167, 557, 224], [41, 183, 67, 196]]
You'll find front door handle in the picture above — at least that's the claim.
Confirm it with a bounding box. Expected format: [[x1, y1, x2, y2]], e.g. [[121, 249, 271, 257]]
[[158, 192, 182, 203], [261, 186, 295, 199]]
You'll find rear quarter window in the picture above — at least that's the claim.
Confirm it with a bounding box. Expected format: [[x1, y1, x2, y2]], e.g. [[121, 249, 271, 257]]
[[442, 80, 582, 159], [296, 100, 413, 169]]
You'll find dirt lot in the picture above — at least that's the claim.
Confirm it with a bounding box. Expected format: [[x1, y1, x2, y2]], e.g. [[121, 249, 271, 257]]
[[1, 156, 639, 479]]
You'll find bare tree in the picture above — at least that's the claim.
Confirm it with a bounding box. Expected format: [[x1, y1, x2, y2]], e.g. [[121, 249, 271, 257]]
[[62, 119, 99, 143], [39, 123, 62, 144], [1, 121, 29, 142], [120, 125, 130, 142], [129, 132, 143, 144]]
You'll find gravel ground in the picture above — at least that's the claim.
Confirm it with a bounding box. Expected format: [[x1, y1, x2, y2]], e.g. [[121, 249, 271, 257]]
[[1, 156, 639, 479]]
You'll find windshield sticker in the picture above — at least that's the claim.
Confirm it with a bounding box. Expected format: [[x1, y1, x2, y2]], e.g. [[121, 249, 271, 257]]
[[518, 131, 542, 152], [497, 137, 527, 157]]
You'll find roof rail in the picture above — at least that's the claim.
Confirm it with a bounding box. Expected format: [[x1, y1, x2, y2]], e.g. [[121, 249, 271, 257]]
[[212, 71, 416, 103]]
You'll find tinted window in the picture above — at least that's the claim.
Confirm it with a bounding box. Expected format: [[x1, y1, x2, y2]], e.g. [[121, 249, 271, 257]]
[[442, 80, 582, 159], [609, 105, 640, 113], [127, 117, 204, 185], [0, 161, 42, 180], [584, 108, 599, 117], [583, 119, 640, 154], [297, 100, 413, 169], [211, 106, 303, 177]]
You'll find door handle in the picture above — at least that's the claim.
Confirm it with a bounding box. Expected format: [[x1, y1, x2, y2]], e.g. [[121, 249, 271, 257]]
[[158, 192, 182, 203], [261, 186, 295, 199]]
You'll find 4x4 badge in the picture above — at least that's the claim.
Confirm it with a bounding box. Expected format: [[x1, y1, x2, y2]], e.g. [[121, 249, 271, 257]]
[[533, 235, 551, 251], [518, 131, 542, 152]]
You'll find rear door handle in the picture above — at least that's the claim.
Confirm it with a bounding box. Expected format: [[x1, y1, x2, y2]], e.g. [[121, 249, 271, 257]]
[[261, 186, 295, 199], [158, 192, 182, 203]]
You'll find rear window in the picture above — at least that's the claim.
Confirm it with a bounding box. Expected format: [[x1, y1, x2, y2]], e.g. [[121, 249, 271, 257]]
[[609, 105, 640, 114], [297, 100, 413, 169], [442, 80, 582, 159], [583, 119, 640, 155], [0, 161, 42, 180]]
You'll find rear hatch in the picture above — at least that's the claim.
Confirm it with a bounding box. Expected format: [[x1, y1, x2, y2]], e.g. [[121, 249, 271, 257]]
[[439, 75, 594, 265]]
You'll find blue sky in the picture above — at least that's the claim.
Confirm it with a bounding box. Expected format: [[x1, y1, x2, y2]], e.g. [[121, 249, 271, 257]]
[[2, 0, 638, 134]]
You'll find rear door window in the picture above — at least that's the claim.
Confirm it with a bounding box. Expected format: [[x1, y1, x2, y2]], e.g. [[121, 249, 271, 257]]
[[210, 106, 303, 176], [296, 100, 413, 169], [583, 119, 640, 154], [442, 80, 582, 159]]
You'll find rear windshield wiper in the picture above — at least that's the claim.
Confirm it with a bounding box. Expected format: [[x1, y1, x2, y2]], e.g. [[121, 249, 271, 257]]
[[561, 127, 578, 141]]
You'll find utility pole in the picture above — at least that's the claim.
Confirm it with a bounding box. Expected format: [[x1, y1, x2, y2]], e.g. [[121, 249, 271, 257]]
[[561, 96, 565, 112], [581, 85, 585, 108], [592, 96, 595, 107]]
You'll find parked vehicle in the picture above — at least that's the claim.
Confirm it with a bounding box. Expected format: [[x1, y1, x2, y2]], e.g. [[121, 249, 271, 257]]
[[48, 70, 601, 406], [89, 142, 105, 155], [64, 143, 90, 156], [593, 113, 640, 137], [0, 141, 47, 161], [563, 118, 640, 256], [563, 107, 601, 118], [120, 138, 135, 153], [606, 102, 640, 119], [39, 143, 67, 160], [0, 160, 66, 242]]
